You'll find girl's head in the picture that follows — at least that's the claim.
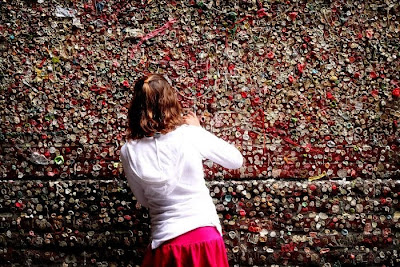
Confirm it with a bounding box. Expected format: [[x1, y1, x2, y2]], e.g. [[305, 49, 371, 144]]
[[127, 74, 184, 140]]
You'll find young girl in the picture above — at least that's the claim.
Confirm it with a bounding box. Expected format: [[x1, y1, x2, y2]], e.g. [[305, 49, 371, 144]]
[[120, 74, 243, 267]]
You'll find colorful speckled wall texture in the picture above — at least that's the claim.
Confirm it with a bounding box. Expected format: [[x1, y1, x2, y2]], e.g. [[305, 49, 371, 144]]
[[1, 0, 400, 266]]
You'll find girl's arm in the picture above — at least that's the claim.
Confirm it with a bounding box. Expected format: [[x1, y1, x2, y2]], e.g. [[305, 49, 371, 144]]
[[184, 112, 243, 169], [120, 145, 149, 208]]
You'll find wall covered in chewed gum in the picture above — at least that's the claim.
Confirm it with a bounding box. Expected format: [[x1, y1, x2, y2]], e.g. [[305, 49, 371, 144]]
[[1, 0, 399, 266]]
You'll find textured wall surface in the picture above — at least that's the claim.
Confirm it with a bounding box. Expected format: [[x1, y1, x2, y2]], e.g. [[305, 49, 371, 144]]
[[1, 179, 400, 266], [1, 0, 400, 266]]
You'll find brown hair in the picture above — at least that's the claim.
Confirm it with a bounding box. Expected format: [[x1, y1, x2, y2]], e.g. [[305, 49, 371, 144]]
[[127, 74, 184, 140]]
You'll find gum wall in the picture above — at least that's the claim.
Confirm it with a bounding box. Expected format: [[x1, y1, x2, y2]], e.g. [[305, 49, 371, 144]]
[[1, 0, 400, 266]]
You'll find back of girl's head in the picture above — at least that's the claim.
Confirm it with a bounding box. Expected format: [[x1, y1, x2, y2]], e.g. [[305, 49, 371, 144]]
[[127, 74, 183, 140]]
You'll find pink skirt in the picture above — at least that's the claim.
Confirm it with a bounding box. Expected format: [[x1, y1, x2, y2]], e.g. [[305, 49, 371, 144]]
[[141, 226, 229, 267]]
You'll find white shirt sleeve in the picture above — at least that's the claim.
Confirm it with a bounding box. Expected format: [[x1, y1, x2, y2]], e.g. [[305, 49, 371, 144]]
[[120, 144, 149, 208], [189, 126, 243, 169]]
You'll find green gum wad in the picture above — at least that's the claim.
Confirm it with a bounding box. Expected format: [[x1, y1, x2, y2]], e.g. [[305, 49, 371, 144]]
[[54, 155, 64, 165]]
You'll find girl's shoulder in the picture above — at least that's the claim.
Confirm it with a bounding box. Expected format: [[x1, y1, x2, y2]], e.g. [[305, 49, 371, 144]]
[[121, 139, 139, 155], [176, 124, 203, 133], [174, 124, 207, 139]]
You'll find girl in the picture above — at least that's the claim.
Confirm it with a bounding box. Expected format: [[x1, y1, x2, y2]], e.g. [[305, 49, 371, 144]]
[[120, 74, 243, 267]]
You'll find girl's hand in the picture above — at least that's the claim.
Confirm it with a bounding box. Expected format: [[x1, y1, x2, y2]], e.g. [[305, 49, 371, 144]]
[[183, 111, 201, 126]]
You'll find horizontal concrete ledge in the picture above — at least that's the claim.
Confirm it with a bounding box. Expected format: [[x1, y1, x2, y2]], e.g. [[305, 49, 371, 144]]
[[0, 177, 400, 183], [0, 170, 400, 182]]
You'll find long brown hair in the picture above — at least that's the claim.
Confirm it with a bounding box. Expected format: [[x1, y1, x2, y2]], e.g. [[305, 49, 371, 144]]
[[127, 74, 184, 140]]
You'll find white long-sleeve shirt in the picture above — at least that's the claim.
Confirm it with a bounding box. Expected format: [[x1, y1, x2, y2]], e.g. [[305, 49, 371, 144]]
[[120, 124, 243, 249]]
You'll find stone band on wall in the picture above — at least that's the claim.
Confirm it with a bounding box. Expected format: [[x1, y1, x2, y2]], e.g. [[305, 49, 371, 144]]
[[0, 179, 399, 266]]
